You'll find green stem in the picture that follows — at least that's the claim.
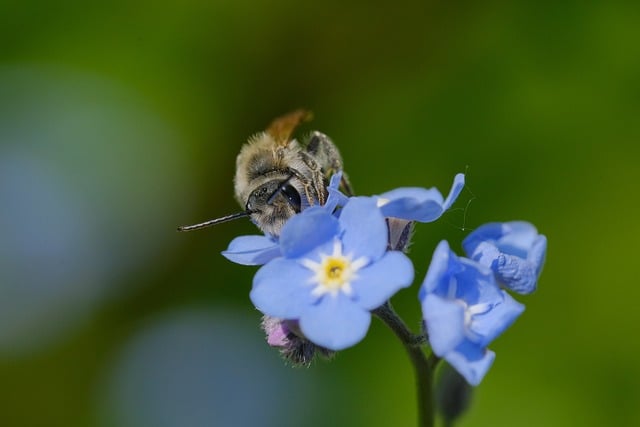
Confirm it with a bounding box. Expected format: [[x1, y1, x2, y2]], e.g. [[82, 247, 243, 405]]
[[373, 301, 438, 427]]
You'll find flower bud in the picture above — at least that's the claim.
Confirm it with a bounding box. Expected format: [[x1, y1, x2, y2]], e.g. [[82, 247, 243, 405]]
[[261, 316, 334, 367], [435, 362, 473, 424]]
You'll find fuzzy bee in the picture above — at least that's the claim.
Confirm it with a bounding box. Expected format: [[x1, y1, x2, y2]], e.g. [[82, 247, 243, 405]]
[[178, 110, 351, 236]]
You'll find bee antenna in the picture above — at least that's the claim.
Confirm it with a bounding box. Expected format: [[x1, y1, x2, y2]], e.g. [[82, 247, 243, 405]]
[[267, 174, 295, 205], [177, 211, 253, 232]]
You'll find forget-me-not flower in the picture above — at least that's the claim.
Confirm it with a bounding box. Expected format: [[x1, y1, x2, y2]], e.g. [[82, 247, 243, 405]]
[[420, 241, 524, 385], [250, 197, 414, 350], [463, 221, 547, 294]]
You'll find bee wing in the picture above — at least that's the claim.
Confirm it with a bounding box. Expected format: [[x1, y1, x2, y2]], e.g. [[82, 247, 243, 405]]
[[266, 109, 313, 146]]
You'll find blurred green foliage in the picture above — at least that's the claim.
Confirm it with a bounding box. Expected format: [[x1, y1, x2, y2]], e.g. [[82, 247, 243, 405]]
[[1, 0, 639, 426]]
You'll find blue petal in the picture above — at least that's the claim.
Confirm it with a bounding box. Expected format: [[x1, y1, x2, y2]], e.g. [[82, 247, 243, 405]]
[[329, 171, 342, 189], [339, 197, 388, 261], [378, 173, 465, 222], [299, 293, 371, 350], [378, 188, 445, 222], [493, 254, 538, 294], [462, 222, 504, 258], [420, 241, 462, 296], [463, 221, 540, 260], [422, 294, 466, 356], [463, 221, 547, 294], [462, 241, 501, 272], [325, 172, 350, 213], [279, 207, 339, 259], [442, 173, 465, 211], [221, 235, 281, 265], [530, 234, 547, 276], [445, 343, 495, 386], [471, 290, 525, 346], [496, 221, 540, 257], [250, 259, 315, 319], [456, 257, 500, 305], [351, 251, 414, 310]]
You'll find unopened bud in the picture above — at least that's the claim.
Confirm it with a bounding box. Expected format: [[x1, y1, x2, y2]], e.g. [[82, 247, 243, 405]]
[[435, 362, 473, 424], [261, 316, 334, 367]]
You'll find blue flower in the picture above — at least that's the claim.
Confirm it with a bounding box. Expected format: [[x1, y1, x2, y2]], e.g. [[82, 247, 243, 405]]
[[420, 241, 524, 385], [377, 173, 465, 222], [222, 172, 348, 266], [462, 221, 547, 294], [250, 197, 414, 350]]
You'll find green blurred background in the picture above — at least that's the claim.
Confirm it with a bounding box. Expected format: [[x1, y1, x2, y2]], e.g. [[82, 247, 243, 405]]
[[1, 0, 638, 426]]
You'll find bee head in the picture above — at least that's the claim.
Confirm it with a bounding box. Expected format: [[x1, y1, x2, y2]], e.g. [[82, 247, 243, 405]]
[[177, 176, 304, 236], [245, 177, 303, 236]]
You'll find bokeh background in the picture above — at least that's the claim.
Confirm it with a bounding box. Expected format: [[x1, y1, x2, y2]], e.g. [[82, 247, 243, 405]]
[[1, 1, 638, 426]]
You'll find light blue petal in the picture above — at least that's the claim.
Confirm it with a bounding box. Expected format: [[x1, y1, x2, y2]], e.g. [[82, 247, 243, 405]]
[[445, 344, 495, 386], [471, 291, 525, 346], [493, 254, 538, 294], [279, 207, 339, 259], [463, 221, 547, 294], [325, 172, 350, 213], [326, 189, 350, 214], [221, 235, 281, 265], [299, 294, 371, 350], [497, 221, 539, 257], [329, 171, 342, 189], [339, 197, 388, 261], [530, 234, 547, 276], [378, 188, 444, 222], [455, 257, 498, 305], [422, 294, 466, 356], [351, 251, 414, 310], [442, 173, 465, 211], [462, 222, 504, 259], [463, 241, 501, 270], [250, 259, 314, 319], [380, 187, 443, 204], [292, 238, 337, 266], [454, 336, 487, 361], [464, 221, 540, 260], [420, 241, 462, 295], [378, 173, 465, 222]]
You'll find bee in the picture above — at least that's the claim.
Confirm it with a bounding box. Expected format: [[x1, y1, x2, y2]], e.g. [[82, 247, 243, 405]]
[[178, 110, 351, 236]]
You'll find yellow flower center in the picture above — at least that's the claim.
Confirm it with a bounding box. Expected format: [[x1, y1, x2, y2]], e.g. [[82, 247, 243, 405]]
[[301, 239, 369, 298], [322, 257, 349, 288]]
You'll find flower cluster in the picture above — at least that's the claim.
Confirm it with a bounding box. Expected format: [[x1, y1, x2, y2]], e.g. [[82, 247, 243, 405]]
[[223, 172, 547, 385]]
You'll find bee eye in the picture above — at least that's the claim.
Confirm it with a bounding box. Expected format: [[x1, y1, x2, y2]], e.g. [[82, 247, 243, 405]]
[[280, 184, 301, 212]]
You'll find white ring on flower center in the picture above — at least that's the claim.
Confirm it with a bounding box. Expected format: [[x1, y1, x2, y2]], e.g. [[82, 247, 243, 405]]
[[300, 239, 369, 298]]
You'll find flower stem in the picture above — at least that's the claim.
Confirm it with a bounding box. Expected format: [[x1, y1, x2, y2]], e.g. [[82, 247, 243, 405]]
[[373, 301, 438, 427]]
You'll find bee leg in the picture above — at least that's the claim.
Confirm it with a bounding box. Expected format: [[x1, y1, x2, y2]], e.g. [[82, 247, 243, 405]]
[[306, 181, 323, 205], [306, 131, 353, 196], [294, 153, 327, 206], [306, 131, 342, 173], [311, 172, 327, 204]]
